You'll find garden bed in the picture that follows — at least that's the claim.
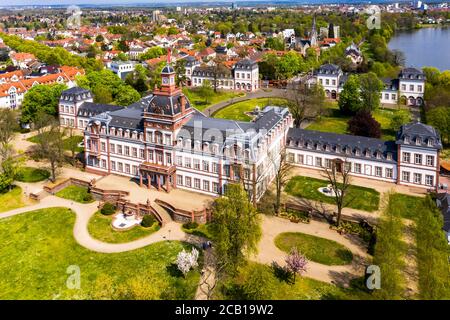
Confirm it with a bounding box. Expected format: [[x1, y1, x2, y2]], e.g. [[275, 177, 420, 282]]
[[274, 232, 354, 266], [15, 167, 50, 183], [285, 176, 380, 212], [88, 211, 159, 244], [55, 185, 94, 203]]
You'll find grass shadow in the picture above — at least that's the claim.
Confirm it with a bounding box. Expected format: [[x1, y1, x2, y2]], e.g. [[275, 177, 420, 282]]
[[271, 261, 293, 284], [166, 263, 184, 278]]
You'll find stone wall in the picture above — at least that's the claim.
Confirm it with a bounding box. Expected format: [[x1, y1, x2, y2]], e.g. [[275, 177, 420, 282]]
[[155, 199, 211, 224]]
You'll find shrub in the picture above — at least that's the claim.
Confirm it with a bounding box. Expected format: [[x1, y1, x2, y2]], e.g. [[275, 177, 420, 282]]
[[100, 202, 116, 215], [372, 193, 406, 299], [416, 196, 450, 299], [83, 193, 93, 203], [182, 221, 199, 230], [141, 214, 157, 227]]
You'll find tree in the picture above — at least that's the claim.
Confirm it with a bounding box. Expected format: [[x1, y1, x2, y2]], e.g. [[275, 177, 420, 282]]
[[114, 85, 141, 106], [65, 128, 81, 165], [265, 37, 285, 51], [197, 80, 214, 104], [322, 158, 352, 227], [347, 110, 381, 138], [359, 72, 383, 112], [270, 148, 292, 215], [275, 51, 302, 80], [176, 248, 199, 278], [426, 106, 450, 144], [211, 183, 261, 275], [288, 83, 325, 128], [31, 115, 65, 182], [117, 39, 129, 52], [285, 247, 308, 284], [95, 34, 104, 42], [338, 74, 361, 115], [390, 49, 405, 66], [416, 196, 450, 299], [0, 109, 18, 162], [242, 264, 275, 299], [125, 64, 149, 94], [210, 58, 229, 93], [21, 84, 67, 124], [390, 109, 410, 132], [175, 59, 187, 86], [92, 84, 113, 104]]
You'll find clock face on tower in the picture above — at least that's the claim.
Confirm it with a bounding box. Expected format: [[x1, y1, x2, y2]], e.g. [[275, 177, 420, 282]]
[[162, 77, 169, 85]]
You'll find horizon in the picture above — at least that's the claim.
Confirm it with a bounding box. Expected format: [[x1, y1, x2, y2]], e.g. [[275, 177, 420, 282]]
[[0, 0, 429, 8]]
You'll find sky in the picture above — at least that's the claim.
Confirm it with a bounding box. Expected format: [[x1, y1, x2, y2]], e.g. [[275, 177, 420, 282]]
[[3, 0, 243, 6]]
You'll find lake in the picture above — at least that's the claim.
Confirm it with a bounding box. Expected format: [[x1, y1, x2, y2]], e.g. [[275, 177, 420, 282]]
[[388, 27, 450, 71]]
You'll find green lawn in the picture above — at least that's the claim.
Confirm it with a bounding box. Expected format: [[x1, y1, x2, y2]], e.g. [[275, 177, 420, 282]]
[[15, 167, 50, 183], [182, 223, 215, 240], [28, 134, 84, 152], [182, 88, 245, 111], [285, 176, 380, 212], [213, 98, 289, 121], [389, 193, 424, 220], [63, 135, 84, 153], [218, 262, 371, 300], [55, 185, 94, 203], [88, 211, 160, 244], [275, 232, 353, 266], [306, 106, 410, 141], [0, 186, 26, 213], [0, 208, 200, 299]]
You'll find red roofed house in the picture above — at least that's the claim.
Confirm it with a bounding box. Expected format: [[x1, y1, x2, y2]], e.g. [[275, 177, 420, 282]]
[[0, 66, 84, 109], [10, 52, 36, 69]]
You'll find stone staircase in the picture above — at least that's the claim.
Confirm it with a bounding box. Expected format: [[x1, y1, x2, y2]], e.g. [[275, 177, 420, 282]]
[[152, 201, 173, 226]]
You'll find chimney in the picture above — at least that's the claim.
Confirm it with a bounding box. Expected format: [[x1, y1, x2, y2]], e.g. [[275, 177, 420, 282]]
[[181, 95, 186, 113]]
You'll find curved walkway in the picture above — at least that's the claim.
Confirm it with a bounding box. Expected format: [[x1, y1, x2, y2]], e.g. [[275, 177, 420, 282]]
[[0, 193, 369, 286], [252, 215, 370, 285], [0, 195, 203, 253]]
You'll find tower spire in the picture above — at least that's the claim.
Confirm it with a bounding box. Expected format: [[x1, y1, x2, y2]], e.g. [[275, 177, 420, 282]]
[[167, 47, 172, 64]]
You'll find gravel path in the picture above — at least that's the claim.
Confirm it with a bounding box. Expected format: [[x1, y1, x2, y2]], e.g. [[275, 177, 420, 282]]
[[252, 215, 370, 285]]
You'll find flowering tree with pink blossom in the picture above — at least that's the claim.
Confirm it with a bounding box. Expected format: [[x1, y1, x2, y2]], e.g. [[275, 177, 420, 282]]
[[285, 247, 308, 283]]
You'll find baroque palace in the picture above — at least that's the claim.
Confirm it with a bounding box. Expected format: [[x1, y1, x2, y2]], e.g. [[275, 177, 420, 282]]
[[59, 60, 442, 202]]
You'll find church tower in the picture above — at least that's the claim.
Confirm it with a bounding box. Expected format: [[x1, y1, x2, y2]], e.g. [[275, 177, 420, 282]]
[[310, 15, 318, 47]]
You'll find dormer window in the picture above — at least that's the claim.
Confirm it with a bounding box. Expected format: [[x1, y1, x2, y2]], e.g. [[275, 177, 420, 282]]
[[404, 136, 409, 144], [416, 137, 421, 145], [355, 149, 360, 156], [345, 147, 351, 155], [427, 139, 433, 147], [376, 152, 381, 159], [387, 153, 392, 161]]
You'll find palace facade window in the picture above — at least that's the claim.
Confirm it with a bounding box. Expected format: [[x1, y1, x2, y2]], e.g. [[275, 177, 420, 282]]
[[386, 168, 393, 178]]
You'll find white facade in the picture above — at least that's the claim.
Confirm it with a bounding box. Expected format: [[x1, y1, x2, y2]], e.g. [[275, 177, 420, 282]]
[[314, 64, 426, 106], [190, 59, 260, 92], [286, 122, 442, 190], [109, 61, 135, 80]]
